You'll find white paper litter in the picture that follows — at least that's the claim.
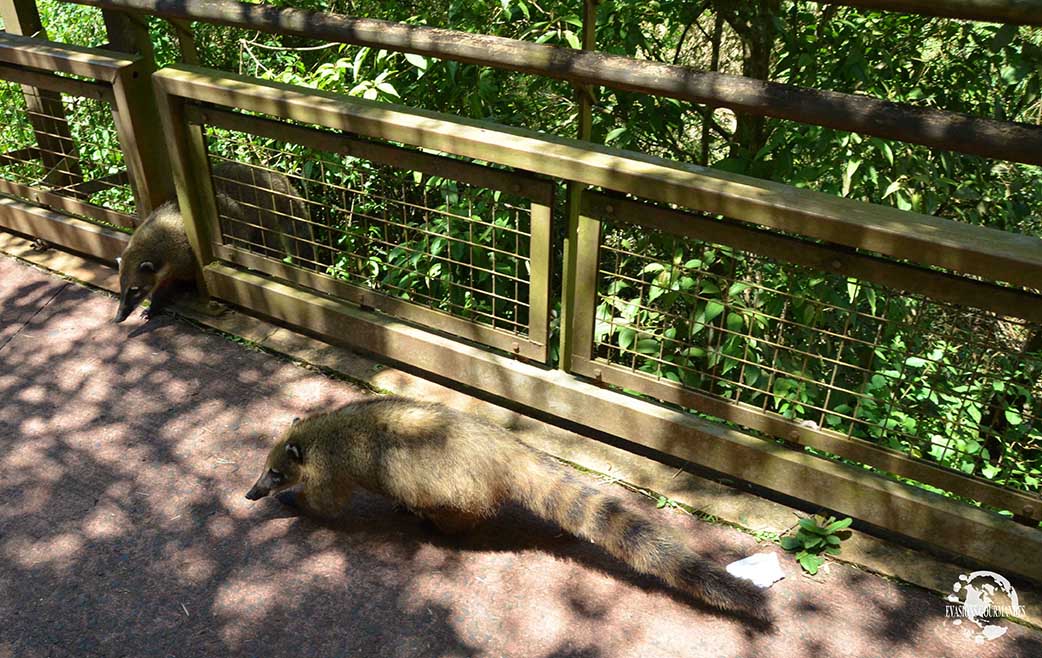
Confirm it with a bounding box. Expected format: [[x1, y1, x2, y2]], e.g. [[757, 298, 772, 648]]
[[725, 552, 786, 589]]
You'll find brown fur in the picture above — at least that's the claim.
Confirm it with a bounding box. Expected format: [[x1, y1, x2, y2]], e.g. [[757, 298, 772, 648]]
[[246, 397, 770, 620], [114, 161, 314, 322]]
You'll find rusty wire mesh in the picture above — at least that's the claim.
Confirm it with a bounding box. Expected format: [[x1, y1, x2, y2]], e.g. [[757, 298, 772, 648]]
[[0, 80, 133, 219], [592, 216, 1042, 496], [204, 127, 537, 338]]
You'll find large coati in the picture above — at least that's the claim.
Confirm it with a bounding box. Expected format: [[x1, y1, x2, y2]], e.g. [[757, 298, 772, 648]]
[[113, 161, 315, 322], [245, 397, 770, 620]]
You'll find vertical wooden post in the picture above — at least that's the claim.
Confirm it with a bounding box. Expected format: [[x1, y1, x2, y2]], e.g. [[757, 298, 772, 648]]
[[170, 18, 200, 65], [153, 83, 218, 295], [0, 0, 84, 189], [559, 0, 599, 372], [100, 8, 174, 220]]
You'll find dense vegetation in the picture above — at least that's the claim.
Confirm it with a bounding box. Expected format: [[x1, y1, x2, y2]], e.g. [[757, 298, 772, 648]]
[[6, 0, 1042, 507]]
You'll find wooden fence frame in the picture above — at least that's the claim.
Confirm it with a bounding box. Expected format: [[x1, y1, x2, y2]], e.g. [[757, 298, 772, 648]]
[[152, 65, 1042, 583], [0, 32, 163, 258]]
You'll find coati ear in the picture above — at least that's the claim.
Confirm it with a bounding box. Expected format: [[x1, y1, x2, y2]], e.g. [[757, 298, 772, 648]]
[[285, 442, 303, 463], [138, 260, 155, 273], [115, 256, 122, 267]]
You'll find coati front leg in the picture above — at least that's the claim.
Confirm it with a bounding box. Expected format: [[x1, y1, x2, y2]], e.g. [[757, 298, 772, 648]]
[[281, 483, 353, 520], [142, 279, 181, 319]]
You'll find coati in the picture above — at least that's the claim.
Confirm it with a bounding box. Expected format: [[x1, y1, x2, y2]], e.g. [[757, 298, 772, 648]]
[[114, 161, 315, 323], [245, 397, 770, 620]]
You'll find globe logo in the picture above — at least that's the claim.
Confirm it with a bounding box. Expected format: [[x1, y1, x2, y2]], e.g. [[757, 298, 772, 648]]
[[945, 571, 1026, 643]]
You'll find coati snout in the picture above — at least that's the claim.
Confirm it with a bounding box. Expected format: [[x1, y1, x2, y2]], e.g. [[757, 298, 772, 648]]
[[245, 441, 303, 500], [114, 258, 158, 323]]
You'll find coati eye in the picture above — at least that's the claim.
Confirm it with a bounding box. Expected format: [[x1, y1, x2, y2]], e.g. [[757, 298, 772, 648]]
[[128, 286, 140, 293], [285, 443, 302, 463], [269, 469, 284, 484]]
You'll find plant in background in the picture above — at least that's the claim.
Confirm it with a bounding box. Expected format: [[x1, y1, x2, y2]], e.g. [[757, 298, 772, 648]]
[[780, 514, 852, 575]]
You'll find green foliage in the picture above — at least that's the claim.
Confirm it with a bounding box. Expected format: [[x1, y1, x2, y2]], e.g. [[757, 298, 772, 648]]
[[769, 9, 1042, 234], [780, 515, 852, 575]]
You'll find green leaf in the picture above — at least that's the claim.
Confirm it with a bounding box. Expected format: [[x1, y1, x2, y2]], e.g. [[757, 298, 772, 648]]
[[780, 536, 801, 551], [375, 82, 400, 97], [798, 518, 830, 535], [798, 554, 825, 575], [990, 24, 1018, 51], [604, 126, 627, 144], [704, 301, 725, 323], [1005, 409, 1024, 426], [403, 53, 428, 71], [726, 312, 744, 333], [841, 159, 861, 197], [636, 338, 660, 355], [618, 327, 636, 351], [825, 517, 852, 532]]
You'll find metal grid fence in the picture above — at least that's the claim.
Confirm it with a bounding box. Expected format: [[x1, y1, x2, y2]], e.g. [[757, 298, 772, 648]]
[[576, 196, 1042, 502], [0, 79, 135, 224], [199, 122, 550, 358]]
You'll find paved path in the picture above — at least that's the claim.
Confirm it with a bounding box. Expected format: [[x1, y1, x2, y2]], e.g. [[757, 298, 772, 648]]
[[2, 254, 1041, 658]]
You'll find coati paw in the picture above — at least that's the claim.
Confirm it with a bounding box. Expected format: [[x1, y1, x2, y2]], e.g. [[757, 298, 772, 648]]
[[275, 490, 304, 510]]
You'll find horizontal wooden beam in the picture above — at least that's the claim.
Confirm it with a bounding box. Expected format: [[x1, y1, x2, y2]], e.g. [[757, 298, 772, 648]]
[[191, 105, 556, 206], [0, 32, 136, 83], [0, 178, 138, 229], [0, 61, 113, 101], [821, 0, 1042, 24], [0, 196, 128, 261], [68, 0, 1042, 164], [154, 66, 1042, 291], [204, 261, 1042, 584]]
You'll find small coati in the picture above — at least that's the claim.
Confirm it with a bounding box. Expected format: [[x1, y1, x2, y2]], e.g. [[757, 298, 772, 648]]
[[113, 161, 315, 323], [245, 397, 770, 620]]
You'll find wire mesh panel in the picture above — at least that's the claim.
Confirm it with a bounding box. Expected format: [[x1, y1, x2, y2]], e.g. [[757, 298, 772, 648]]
[[0, 78, 135, 227], [191, 109, 553, 360], [571, 192, 1042, 515]]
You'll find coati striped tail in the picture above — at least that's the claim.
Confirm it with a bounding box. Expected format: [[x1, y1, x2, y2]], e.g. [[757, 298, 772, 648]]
[[510, 455, 770, 620]]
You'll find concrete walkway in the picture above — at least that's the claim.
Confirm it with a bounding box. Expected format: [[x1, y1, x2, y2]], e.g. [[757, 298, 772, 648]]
[[2, 253, 1041, 658]]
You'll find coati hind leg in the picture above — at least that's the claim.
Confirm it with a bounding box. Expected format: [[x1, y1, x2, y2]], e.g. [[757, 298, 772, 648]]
[[417, 507, 484, 536]]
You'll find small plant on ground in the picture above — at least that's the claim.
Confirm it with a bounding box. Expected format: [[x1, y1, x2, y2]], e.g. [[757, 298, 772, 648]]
[[781, 515, 853, 575], [655, 494, 680, 510]]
